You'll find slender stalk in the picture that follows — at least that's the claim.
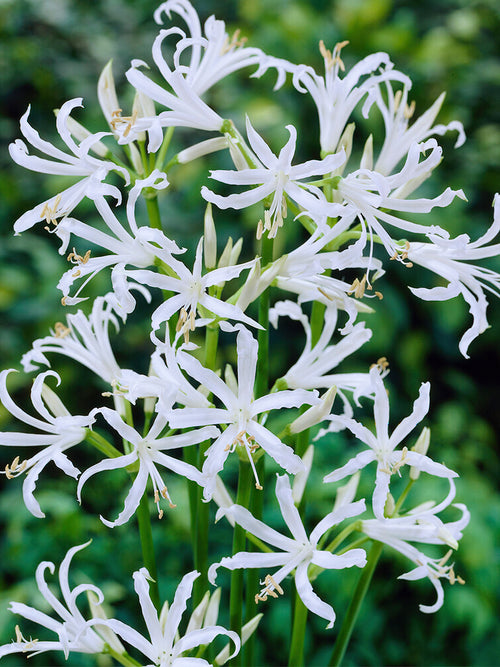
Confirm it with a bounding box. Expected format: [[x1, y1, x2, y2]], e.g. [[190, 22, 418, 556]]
[[85, 429, 122, 459], [328, 540, 383, 666], [192, 324, 220, 606], [105, 647, 143, 667], [288, 589, 308, 667], [229, 459, 253, 667], [136, 491, 161, 613]]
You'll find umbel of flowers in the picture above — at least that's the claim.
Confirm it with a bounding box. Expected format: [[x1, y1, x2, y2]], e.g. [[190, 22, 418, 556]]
[[2, 0, 497, 664]]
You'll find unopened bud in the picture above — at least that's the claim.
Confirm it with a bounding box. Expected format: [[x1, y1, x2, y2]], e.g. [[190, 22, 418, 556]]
[[229, 237, 243, 266], [218, 237, 233, 269], [204, 203, 217, 269], [215, 613, 263, 665], [384, 493, 396, 517], [178, 137, 228, 164], [292, 445, 314, 504], [437, 527, 459, 550], [336, 122, 355, 163], [289, 387, 336, 434], [333, 471, 360, 511], [97, 60, 120, 126], [410, 426, 430, 480], [360, 134, 373, 170]]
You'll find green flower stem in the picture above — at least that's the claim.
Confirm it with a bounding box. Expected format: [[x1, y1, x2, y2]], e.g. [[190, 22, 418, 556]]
[[136, 490, 161, 613], [230, 459, 253, 667], [288, 588, 309, 667], [310, 293, 326, 346], [328, 540, 383, 667], [104, 646, 143, 667], [85, 430, 122, 459], [154, 126, 175, 172], [145, 195, 163, 231], [192, 324, 220, 606]]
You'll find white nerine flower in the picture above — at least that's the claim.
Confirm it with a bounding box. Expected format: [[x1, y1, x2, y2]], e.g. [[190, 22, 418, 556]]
[[372, 82, 466, 177], [324, 367, 457, 519], [154, 0, 265, 96], [289, 42, 410, 155], [209, 474, 367, 629], [21, 295, 121, 385], [77, 407, 218, 526], [91, 568, 241, 666], [0, 542, 106, 660], [125, 236, 259, 334], [269, 300, 372, 394], [362, 479, 470, 612], [406, 194, 500, 357], [201, 119, 345, 238], [169, 325, 319, 499], [10, 98, 129, 233], [54, 170, 176, 308], [336, 139, 466, 259], [0, 370, 95, 518]]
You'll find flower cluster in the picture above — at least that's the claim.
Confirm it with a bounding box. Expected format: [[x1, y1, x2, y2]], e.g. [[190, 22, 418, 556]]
[[2, 0, 492, 663]]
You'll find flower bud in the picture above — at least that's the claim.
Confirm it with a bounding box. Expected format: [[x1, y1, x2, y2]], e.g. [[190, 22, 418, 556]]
[[410, 426, 430, 480], [97, 60, 120, 126], [289, 386, 336, 434], [204, 203, 217, 269], [292, 445, 314, 504]]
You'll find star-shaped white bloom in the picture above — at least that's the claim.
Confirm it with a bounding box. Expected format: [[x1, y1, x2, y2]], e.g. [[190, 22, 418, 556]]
[[209, 474, 367, 629], [201, 119, 345, 238], [22, 295, 121, 384], [169, 325, 319, 499], [324, 367, 457, 519], [406, 194, 500, 357], [336, 138, 466, 260], [154, 0, 265, 96], [0, 370, 95, 518], [371, 82, 465, 177], [77, 407, 219, 526], [125, 236, 259, 334], [362, 479, 470, 612], [9, 98, 129, 233], [0, 542, 107, 661], [289, 42, 410, 155], [91, 568, 241, 666], [53, 170, 180, 309]]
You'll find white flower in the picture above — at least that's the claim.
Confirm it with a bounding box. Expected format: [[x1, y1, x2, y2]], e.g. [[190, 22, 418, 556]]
[[9, 98, 129, 233], [324, 367, 457, 519], [77, 407, 218, 526], [201, 119, 345, 238], [125, 236, 259, 334], [21, 295, 121, 384], [406, 194, 500, 357], [0, 370, 95, 518], [336, 139, 466, 259], [91, 568, 241, 666], [290, 42, 410, 155], [209, 474, 367, 629], [372, 82, 466, 177], [269, 300, 372, 392], [362, 479, 470, 612], [154, 0, 265, 96], [54, 170, 177, 308], [169, 325, 319, 498], [0, 542, 106, 660]]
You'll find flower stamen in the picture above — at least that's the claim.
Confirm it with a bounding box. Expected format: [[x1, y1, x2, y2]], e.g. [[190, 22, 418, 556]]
[[4, 456, 28, 479], [255, 574, 284, 603]]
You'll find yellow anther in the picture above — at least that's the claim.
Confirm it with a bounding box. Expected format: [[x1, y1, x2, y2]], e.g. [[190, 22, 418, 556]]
[[54, 322, 71, 338], [256, 218, 264, 240], [14, 625, 39, 652], [42, 194, 62, 229], [404, 100, 416, 120], [4, 456, 28, 479], [348, 275, 367, 298], [255, 574, 284, 604], [222, 28, 247, 54], [67, 248, 91, 265], [110, 108, 138, 137], [319, 39, 349, 72]]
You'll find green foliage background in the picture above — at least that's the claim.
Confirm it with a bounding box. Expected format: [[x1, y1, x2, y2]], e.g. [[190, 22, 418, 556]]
[[0, 0, 499, 665]]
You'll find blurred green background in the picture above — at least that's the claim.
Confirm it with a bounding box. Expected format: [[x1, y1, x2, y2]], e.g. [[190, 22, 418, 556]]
[[0, 0, 499, 665]]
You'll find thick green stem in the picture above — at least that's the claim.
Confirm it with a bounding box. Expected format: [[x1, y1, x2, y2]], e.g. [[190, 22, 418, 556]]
[[288, 589, 309, 667], [229, 459, 253, 667], [136, 491, 160, 613], [85, 430, 122, 459], [328, 540, 383, 666]]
